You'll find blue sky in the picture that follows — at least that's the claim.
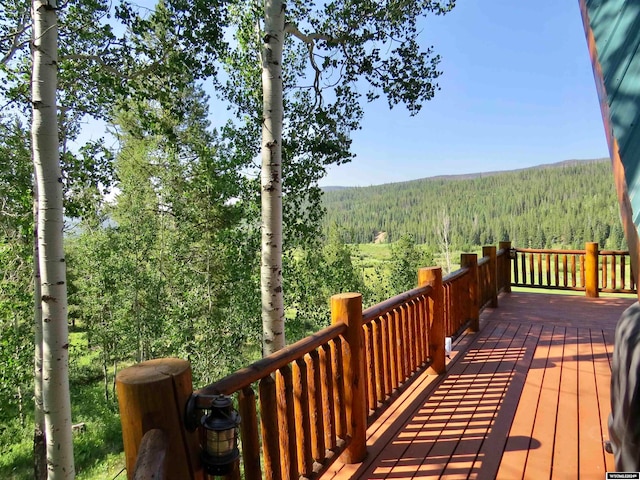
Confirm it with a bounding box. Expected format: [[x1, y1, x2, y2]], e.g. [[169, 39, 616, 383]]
[[318, 1, 609, 187]]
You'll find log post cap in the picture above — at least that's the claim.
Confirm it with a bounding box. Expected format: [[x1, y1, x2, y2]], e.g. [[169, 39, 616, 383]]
[[116, 358, 190, 385], [331, 292, 362, 300], [419, 266, 441, 272], [418, 266, 442, 286]]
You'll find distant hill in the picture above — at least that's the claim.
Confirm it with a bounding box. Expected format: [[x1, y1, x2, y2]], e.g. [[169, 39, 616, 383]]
[[321, 158, 625, 250], [322, 158, 610, 189]]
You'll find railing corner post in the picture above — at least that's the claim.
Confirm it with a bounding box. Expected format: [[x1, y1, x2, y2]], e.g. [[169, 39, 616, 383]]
[[419, 267, 446, 375], [482, 246, 499, 307], [586, 242, 599, 298], [499, 241, 512, 293], [461, 254, 480, 332], [116, 358, 201, 480], [331, 293, 367, 463]]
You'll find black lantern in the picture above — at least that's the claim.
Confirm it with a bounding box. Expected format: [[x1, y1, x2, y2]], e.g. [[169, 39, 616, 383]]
[[185, 393, 241, 477]]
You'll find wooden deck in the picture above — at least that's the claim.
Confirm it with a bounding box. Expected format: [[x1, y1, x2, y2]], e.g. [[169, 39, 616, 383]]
[[321, 292, 636, 480]]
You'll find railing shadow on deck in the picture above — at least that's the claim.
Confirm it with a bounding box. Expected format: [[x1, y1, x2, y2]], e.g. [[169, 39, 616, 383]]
[[116, 241, 635, 479], [327, 319, 542, 479]]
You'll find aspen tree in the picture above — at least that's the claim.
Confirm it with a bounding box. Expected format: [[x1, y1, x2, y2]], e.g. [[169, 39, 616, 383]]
[[31, 0, 74, 477]]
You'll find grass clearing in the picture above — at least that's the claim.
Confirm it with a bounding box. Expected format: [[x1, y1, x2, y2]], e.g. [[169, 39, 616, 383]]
[[1, 328, 126, 480]]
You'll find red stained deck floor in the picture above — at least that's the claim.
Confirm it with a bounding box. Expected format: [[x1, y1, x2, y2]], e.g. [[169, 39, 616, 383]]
[[321, 292, 636, 480]]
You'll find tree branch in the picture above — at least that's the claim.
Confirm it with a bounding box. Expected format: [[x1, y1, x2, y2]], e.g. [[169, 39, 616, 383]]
[[1, 12, 30, 66], [284, 23, 338, 105], [284, 23, 334, 45], [62, 54, 162, 81]]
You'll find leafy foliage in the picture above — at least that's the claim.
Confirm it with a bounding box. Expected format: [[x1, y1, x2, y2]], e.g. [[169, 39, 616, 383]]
[[0, 118, 33, 422]]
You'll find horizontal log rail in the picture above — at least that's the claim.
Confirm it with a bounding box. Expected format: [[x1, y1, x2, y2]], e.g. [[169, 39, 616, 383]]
[[116, 243, 508, 480], [511, 243, 636, 296], [132, 429, 168, 480]]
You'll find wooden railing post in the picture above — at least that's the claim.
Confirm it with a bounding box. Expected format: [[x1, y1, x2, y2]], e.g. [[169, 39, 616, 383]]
[[482, 246, 498, 307], [461, 254, 479, 332], [419, 267, 446, 375], [499, 241, 512, 293], [331, 293, 367, 464], [586, 242, 599, 298], [116, 358, 202, 480]]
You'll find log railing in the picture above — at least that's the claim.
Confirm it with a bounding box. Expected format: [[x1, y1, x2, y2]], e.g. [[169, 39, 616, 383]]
[[116, 244, 508, 480], [600, 249, 637, 293], [511, 242, 636, 296]]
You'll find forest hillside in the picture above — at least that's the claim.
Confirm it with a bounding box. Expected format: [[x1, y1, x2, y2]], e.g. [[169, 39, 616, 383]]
[[321, 159, 623, 250]]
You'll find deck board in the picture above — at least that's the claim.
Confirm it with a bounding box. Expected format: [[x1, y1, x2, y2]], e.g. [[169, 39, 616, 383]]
[[578, 328, 606, 479], [523, 325, 564, 479], [320, 293, 635, 480], [552, 327, 579, 479]]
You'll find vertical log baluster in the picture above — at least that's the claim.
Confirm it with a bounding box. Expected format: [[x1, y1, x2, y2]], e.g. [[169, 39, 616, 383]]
[[259, 376, 281, 480], [400, 304, 410, 380], [407, 301, 417, 375], [537, 253, 543, 285], [602, 256, 608, 290], [529, 252, 535, 285], [331, 337, 347, 441], [373, 318, 384, 405], [306, 351, 325, 464], [393, 309, 404, 386], [563, 255, 568, 287], [622, 256, 627, 290], [293, 359, 313, 476], [388, 311, 399, 392], [570, 255, 577, 287], [239, 387, 261, 480], [546, 254, 551, 286], [458, 278, 464, 330], [612, 255, 617, 290], [580, 255, 586, 288], [423, 294, 432, 362], [396, 304, 411, 384], [416, 298, 425, 369], [319, 344, 336, 451], [276, 366, 298, 479], [364, 323, 376, 413], [454, 281, 461, 332], [450, 280, 458, 334], [554, 254, 560, 287], [381, 314, 391, 397], [446, 283, 453, 335]]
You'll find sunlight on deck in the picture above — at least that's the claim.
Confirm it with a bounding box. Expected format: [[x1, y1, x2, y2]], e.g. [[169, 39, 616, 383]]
[[322, 293, 635, 480]]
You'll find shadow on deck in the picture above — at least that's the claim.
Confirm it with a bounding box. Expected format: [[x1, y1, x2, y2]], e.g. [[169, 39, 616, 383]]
[[322, 292, 636, 480]]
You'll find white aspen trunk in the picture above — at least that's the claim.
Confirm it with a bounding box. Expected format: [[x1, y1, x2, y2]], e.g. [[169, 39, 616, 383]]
[[260, 0, 286, 355], [31, 1, 75, 478], [33, 190, 47, 480]]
